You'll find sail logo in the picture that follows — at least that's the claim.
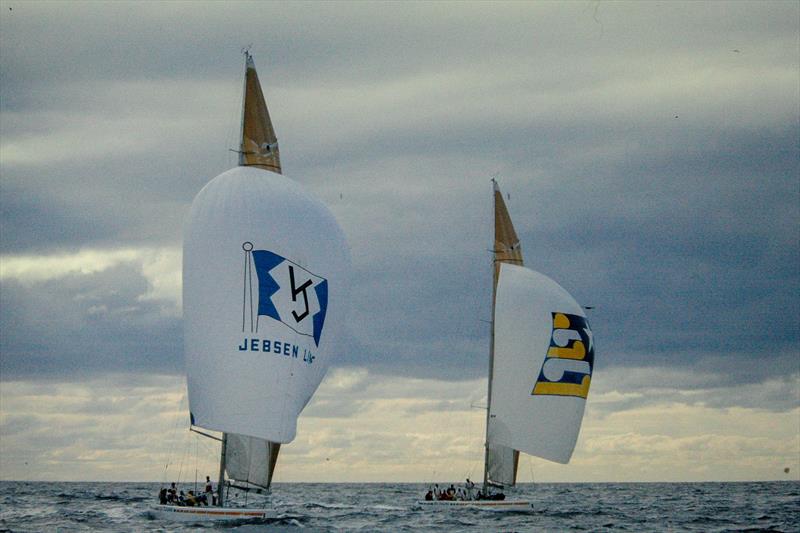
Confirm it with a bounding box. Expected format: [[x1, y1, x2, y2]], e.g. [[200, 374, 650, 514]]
[[532, 312, 594, 398], [241, 242, 328, 346]]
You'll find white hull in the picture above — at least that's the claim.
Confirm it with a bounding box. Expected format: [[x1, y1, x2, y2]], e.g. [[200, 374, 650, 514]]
[[149, 504, 272, 522], [415, 499, 532, 512]]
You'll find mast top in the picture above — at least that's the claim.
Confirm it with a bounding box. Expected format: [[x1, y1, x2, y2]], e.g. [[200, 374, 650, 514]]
[[243, 48, 255, 69]]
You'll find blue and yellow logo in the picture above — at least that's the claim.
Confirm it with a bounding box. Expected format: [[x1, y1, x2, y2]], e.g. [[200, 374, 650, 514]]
[[532, 312, 594, 398]]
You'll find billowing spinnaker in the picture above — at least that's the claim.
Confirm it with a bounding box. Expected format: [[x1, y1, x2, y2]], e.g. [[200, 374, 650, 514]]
[[183, 166, 351, 443], [489, 263, 594, 464]]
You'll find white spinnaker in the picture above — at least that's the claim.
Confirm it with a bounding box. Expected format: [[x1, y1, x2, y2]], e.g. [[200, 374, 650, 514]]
[[183, 165, 351, 443], [489, 263, 594, 464]]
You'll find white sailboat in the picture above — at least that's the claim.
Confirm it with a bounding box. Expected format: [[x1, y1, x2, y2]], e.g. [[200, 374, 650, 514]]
[[417, 180, 595, 511], [151, 52, 351, 522]]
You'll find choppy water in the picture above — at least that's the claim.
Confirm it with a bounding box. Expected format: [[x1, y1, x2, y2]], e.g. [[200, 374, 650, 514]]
[[0, 481, 797, 531]]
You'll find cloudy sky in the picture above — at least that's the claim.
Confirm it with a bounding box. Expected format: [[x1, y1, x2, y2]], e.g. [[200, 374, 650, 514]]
[[1, 1, 798, 483]]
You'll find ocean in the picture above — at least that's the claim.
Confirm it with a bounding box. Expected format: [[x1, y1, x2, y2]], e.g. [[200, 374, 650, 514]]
[[0, 481, 797, 532]]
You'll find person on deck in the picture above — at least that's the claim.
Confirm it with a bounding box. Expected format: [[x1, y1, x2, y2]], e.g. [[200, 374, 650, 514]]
[[441, 485, 454, 501], [178, 490, 186, 506], [158, 487, 167, 505], [424, 489, 433, 501], [465, 478, 475, 500], [167, 483, 177, 504], [186, 490, 198, 507], [204, 476, 214, 506]]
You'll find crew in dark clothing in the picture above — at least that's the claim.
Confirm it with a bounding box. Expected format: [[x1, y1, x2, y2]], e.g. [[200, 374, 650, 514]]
[[167, 483, 177, 504]]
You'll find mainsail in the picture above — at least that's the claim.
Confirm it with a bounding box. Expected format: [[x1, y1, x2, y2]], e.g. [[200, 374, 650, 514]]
[[484, 180, 524, 487], [183, 53, 351, 499], [224, 434, 281, 490], [239, 53, 281, 172]]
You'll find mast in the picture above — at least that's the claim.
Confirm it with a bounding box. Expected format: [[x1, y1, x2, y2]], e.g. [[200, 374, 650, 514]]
[[214, 51, 281, 506], [483, 178, 524, 490], [217, 433, 227, 507], [242, 50, 281, 489], [217, 50, 283, 497], [482, 212, 498, 490], [483, 179, 499, 489]]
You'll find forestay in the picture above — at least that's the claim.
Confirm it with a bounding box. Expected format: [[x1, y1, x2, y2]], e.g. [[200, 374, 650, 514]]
[[489, 263, 594, 464]]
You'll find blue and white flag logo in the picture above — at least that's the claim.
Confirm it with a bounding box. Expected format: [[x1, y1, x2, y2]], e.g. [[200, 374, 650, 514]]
[[242, 242, 328, 346]]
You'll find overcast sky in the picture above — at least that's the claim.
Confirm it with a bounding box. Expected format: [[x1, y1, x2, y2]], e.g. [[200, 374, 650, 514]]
[[1, 1, 798, 483]]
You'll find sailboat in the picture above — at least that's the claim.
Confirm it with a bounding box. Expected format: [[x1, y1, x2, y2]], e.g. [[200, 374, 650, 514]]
[[151, 52, 351, 522], [417, 180, 595, 511]]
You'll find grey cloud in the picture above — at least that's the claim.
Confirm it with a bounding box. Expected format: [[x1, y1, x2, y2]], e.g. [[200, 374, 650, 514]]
[[3, 2, 797, 105], [0, 1, 797, 408], [335, 121, 799, 378], [0, 264, 182, 379], [0, 414, 42, 437], [303, 399, 368, 420], [589, 358, 800, 416], [0, 180, 137, 254]]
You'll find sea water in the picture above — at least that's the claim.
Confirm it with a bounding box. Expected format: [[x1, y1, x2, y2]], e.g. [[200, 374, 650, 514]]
[[0, 481, 797, 531]]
